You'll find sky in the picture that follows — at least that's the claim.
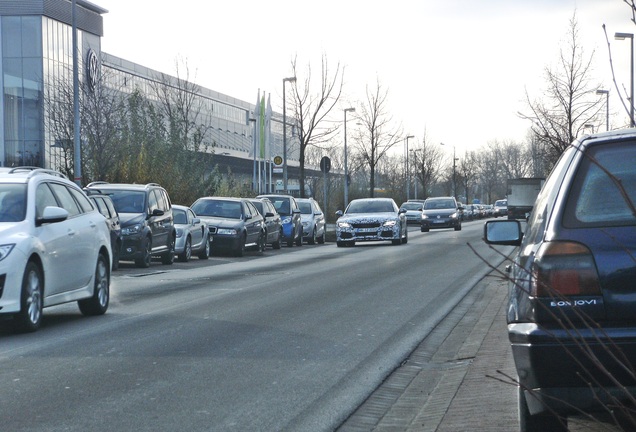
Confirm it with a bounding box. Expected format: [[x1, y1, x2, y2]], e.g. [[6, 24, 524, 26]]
[[96, 0, 631, 157]]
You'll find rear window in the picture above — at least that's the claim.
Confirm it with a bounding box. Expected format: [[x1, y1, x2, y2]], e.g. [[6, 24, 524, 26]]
[[563, 141, 636, 228]]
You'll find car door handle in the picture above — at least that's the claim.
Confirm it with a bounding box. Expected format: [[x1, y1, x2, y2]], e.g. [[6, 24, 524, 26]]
[[67, 229, 76, 236]]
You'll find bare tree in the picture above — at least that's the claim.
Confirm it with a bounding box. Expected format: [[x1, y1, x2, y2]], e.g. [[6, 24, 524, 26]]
[[288, 54, 344, 197], [352, 79, 403, 197], [520, 14, 604, 168], [412, 130, 444, 200]]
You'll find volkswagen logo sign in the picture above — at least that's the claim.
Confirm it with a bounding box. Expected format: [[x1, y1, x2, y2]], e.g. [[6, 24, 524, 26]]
[[86, 49, 99, 91]]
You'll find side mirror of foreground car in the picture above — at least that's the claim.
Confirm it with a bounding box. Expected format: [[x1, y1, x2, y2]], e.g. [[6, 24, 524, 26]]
[[335, 210, 343, 217], [483, 220, 523, 246]]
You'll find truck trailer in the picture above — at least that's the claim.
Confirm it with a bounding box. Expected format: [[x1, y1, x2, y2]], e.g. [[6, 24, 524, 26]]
[[506, 178, 545, 220]]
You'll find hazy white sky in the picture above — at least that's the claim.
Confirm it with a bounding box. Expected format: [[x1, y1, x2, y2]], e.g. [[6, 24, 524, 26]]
[[97, 0, 631, 156]]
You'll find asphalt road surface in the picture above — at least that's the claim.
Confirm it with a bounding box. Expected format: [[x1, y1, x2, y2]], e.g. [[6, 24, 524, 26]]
[[0, 219, 509, 431]]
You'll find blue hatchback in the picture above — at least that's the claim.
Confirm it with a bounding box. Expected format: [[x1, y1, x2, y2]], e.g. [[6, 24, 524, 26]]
[[256, 194, 302, 247]]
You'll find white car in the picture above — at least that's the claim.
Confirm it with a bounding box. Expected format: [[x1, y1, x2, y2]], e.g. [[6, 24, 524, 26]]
[[0, 167, 112, 332], [335, 198, 408, 247]]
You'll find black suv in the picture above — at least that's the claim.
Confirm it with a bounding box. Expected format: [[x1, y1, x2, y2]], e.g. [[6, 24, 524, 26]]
[[86, 182, 175, 268]]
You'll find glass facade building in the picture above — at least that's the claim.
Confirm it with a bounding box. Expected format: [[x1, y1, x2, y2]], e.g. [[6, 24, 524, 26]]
[[0, 0, 304, 192]]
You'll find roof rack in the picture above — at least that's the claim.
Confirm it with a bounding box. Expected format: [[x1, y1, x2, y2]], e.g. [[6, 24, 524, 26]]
[[8, 166, 68, 179]]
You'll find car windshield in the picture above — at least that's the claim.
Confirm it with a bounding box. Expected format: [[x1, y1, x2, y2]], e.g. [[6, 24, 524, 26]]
[[495, 200, 507, 207], [0, 184, 27, 222], [347, 200, 395, 214], [298, 202, 312, 214], [424, 199, 455, 210], [269, 198, 291, 216], [401, 203, 422, 210], [193, 199, 242, 219], [173, 208, 187, 224], [108, 191, 146, 214]]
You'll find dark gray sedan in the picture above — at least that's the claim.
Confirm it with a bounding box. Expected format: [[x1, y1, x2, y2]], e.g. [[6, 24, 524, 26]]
[[191, 197, 266, 257]]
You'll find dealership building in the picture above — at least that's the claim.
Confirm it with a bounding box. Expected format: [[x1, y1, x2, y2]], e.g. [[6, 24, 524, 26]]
[[0, 0, 313, 193]]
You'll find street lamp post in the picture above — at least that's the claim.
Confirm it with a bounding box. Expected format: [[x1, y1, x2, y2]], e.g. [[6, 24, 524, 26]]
[[615, 32, 634, 127], [441, 142, 457, 200], [282, 76, 296, 193], [405, 135, 414, 200], [410, 149, 421, 199], [343, 107, 355, 208], [596, 89, 609, 131]]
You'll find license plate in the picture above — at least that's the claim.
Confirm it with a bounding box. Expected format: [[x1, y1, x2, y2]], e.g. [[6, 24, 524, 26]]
[[357, 228, 376, 233]]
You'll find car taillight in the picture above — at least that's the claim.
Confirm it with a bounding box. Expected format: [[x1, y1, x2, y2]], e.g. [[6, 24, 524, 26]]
[[531, 241, 601, 297]]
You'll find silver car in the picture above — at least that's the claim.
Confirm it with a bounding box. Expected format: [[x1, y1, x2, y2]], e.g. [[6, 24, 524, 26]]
[[172, 204, 211, 262], [296, 197, 326, 244]]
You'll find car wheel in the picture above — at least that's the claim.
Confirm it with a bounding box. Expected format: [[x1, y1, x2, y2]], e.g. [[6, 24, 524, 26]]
[[337, 241, 345, 247], [295, 226, 303, 246], [272, 234, 282, 250], [317, 230, 325, 244], [78, 253, 110, 316], [235, 234, 246, 257], [402, 227, 408, 244], [13, 261, 43, 333], [135, 237, 152, 268], [421, 226, 429, 233], [455, 223, 462, 231], [161, 235, 175, 265], [392, 239, 402, 245], [179, 237, 192, 262], [308, 228, 317, 245], [258, 231, 267, 253], [518, 387, 566, 432], [198, 236, 211, 259]]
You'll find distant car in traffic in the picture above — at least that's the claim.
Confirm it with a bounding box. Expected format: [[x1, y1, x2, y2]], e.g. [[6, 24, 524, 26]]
[[296, 197, 326, 244], [335, 198, 407, 247], [493, 199, 507, 217], [484, 129, 636, 430], [172, 204, 211, 262], [400, 201, 425, 225], [192, 197, 265, 257], [420, 197, 462, 232]]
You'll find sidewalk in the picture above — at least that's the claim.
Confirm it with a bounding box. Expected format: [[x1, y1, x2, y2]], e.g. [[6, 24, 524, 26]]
[[338, 272, 516, 431]]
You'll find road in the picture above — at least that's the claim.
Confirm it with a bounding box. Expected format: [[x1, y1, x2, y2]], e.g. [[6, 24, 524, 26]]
[[0, 219, 509, 432]]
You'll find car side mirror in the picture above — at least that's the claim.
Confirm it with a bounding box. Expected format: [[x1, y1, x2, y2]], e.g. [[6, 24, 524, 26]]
[[150, 209, 164, 217], [265, 212, 275, 217], [335, 210, 343, 217], [483, 220, 523, 246], [399, 208, 407, 214], [193, 217, 200, 224]]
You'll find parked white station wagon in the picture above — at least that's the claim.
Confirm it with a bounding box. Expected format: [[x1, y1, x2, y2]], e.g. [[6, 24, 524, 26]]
[[0, 167, 112, 332]]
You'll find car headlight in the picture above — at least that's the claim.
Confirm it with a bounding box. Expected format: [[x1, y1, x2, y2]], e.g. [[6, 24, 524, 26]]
[[0, 244, 15, 262], [421, 214, 429, 219], [217, 228, 238, 235], [450, 213, 458, 219], [383, 220, 397, 227], [337, 222, 351, 228], [122, 224, 142, 236], [282, 216, 292, 224], [302, 221, 310, 227]]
